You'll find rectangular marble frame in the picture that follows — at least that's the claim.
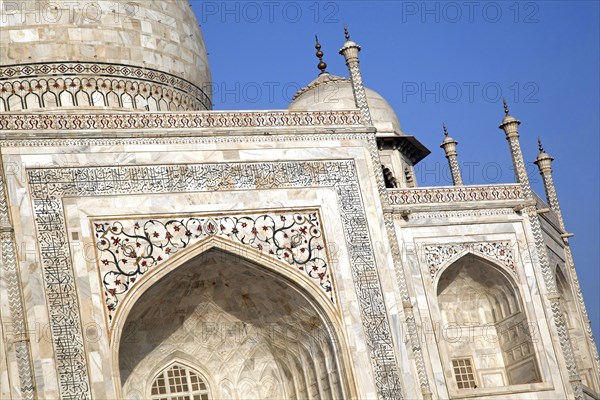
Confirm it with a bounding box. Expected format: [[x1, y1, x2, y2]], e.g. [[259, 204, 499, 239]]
[[392, 213, 570, 399], [0, 135, 417, 400]]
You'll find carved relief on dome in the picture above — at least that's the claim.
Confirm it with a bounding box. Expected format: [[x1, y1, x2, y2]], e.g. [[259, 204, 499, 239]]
[[0, 62, 211, 112]]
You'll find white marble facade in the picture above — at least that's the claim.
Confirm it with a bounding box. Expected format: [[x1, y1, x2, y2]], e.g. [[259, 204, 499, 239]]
[[0, 1, 598, 400]]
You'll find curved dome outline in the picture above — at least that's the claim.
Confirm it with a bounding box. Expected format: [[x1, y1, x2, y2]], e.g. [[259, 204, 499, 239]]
[[289, 72, 404, 136], [0, 0, 212, 112]]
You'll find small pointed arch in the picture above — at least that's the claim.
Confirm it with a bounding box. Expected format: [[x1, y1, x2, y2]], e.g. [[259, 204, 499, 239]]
[[24, 91, 41, 109], [149, 359, 212, 400], [91, 89, 106, 107], [147, 95, 159, 111], [134, 93, 148, 110], [106, 90, 121, 107], [42, 85, 59, 108], [219, 379, 235, 399], [259, 363, 284, 399], [121, 92, 135, 109], [158, 97, 169, 111], [59, 89, 74, 107], [76, 89, 91, 106], [7, 93, 23, 110]]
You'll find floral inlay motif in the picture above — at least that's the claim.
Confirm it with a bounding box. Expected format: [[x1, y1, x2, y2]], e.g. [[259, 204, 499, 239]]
[[424, 241, 516, 281], [94, 211, 333, 323]]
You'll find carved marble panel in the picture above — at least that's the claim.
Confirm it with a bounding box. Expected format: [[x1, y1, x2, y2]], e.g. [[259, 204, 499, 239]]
[[26, 160, 403, 400], [424, 241, 516, 281], [92, 211, 336, 327]]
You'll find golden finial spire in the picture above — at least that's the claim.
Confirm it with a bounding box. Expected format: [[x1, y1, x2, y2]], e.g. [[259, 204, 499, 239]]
[[503, 98, 510, 116], [538, 137, 545, 153], [443, 122, 449, 137], [344, 24, 350, 41], [315, 35, 327, 75]]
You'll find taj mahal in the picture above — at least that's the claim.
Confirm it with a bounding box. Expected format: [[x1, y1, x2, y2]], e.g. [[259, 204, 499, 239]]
[[0, 1, 598, 399]]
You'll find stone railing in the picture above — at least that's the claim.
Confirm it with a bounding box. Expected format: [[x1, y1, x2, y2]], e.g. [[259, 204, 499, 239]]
[[0, 110, 364, 132], [388, 184, 525, 206]]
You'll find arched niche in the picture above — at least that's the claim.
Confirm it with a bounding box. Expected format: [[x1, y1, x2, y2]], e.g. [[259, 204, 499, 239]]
[[113, 244, 352, 399], [435, 253, 541, 391]]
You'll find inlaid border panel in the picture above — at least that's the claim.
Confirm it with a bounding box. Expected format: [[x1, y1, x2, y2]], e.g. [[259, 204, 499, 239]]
[[27, 160, 403, 400]]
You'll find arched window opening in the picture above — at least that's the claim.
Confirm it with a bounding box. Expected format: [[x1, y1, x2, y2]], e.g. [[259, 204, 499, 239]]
[[437, 254, 541, 391], [150, 363, 210, 400], [382, 164, 398, 188]]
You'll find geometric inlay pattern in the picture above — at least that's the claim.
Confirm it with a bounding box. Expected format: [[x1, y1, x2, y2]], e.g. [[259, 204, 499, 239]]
[[27, 160, 402, 400], [93, 211, 334, 325], [0, 61, 211, 111], [0, 110, 362, 132], [388, 184, 524, 205], [424, 241, 516, 281]]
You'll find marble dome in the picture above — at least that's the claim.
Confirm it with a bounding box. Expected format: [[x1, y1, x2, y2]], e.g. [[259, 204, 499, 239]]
[[0, 0, 211, 111], [289, 73, 403, 135]]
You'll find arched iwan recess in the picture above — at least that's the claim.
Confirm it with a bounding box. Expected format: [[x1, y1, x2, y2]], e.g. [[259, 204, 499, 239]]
[[436, 254, 541, 390], [113, 245, 353, 399]]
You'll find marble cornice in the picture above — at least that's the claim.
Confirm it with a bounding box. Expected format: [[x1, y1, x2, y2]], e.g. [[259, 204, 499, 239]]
[[386, 184, 534, 213], [0, 109, 369, 138]]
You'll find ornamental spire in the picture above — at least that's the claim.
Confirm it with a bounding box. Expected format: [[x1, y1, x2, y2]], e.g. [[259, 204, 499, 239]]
[[315, 35, 328, 75], [534, 138, 568, 233], [498, 100, 530, 196], [338, 25, 372, 125], [440, 123, 463, 186]]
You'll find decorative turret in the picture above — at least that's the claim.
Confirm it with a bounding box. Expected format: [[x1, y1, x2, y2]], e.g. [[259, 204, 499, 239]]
[[498, 99, 532, 197], [339, 26, 373, 125], [500, 104, 584, 397], [440, 123, 463, 186], [534, 138, 568, 233]]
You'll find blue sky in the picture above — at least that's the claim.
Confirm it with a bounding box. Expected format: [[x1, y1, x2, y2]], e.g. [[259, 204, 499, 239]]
[[192, 1, 600, 345]]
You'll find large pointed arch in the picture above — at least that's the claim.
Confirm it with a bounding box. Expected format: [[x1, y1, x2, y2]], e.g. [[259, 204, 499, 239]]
[[434, 252, 542, 393], [110, 237, 357, 399]]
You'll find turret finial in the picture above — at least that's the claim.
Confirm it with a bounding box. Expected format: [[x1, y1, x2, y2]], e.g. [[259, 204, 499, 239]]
[[503, 98, 510, 116], [443, 122, 449, 137], [315, 35, 327, 74], [344, 25, 350, 41], [538, 136, 545, 153]]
